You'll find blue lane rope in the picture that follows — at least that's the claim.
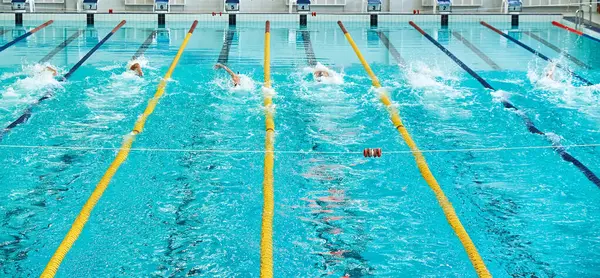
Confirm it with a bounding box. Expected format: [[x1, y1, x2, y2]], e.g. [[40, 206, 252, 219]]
[[63, 21, 126, 80], [0, 20, 54, 53]]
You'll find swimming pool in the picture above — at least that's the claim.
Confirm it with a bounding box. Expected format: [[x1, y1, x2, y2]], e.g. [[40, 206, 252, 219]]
[[1, 16, 599, 277]]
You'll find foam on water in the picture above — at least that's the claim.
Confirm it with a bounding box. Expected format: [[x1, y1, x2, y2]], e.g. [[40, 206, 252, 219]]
[[127, 56, 155, 71], [405, 61, 472, 119], [405, 61, 464, 98], [527, 60, 600, 118], [62, 59, 153, 141], [212, 64, 258, 93], [490, 89, 511, 103], [233, 74, 257, 91], [290, 64, 363, 147], [0, 63, 62, 112], [545, 132, 563, 146], [98, 64, 122, 72], [303, 62, 344, 85]]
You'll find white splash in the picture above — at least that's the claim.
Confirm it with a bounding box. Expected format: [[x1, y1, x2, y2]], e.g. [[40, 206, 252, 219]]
[[98, 64, 122, 71], [126, 56, 152, 71], [262, 86, 276, 98], [231, 74, 256, 91], [304, 62, 344, 85], [490, 90, 511, 103], [527, 60, 600, 118], [0, 63, 62, 106], [545, 132, 562, 145], [406, 61, 458, 86]]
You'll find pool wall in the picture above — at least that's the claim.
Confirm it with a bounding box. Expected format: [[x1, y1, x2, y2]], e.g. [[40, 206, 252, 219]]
[[0, 12, 564, 24], [0, 0, 582, 14]]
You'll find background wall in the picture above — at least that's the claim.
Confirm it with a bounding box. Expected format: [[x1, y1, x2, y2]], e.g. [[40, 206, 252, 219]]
[[0, 0, 584, 13]]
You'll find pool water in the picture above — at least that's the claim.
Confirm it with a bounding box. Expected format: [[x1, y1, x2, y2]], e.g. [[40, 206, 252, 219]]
[[1, 19, 599, 277]]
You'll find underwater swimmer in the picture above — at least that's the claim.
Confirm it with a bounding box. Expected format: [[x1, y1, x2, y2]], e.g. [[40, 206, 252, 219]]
[[129, 62, 143, 77], [214, 63, 240, 86]]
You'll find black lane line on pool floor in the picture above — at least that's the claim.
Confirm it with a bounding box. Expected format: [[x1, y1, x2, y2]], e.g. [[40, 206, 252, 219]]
[[409, 21, 600, 188], [376, 31, 406, 67], [38, 30, 84, 64], [217, 29, 235, 65], [300, 30, 317, 67], [481, 21, 594, 86], [132, 30, 157, 61], [0, 21, 127, 141], [522, 31, 591, 70], [452, 31, 501, 70], [299, 28, 372, 275]]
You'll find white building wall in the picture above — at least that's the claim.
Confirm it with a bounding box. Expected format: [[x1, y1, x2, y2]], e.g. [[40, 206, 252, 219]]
[[0, 0, 580, 13]]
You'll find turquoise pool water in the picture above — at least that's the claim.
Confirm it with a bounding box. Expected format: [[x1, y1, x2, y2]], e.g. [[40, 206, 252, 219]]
[[0, 19, 599, 277]]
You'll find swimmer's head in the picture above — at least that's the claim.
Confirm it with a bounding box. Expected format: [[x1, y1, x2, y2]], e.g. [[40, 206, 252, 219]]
[[130, 63, 140, 71]]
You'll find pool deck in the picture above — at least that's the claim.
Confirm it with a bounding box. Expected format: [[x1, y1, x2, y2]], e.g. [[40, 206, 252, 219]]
[[563, 15, 600, 33]]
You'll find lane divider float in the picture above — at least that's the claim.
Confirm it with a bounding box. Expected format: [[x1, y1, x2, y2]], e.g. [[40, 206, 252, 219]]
[[338, 20, 491, 278], [363, 148, 382, 158], [40, 20, 198, 278], [552, 20, 600, 44], [260, 20, 275, 278]]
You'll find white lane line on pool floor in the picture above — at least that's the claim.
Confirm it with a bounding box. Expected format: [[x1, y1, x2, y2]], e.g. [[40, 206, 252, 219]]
[[1, 143, 599, 154]]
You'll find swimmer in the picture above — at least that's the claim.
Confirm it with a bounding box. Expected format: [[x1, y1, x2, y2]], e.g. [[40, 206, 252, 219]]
[[44, 66, 57, 76], [129, 62, 143, 77], [546, 63, 556, 80], [314, 69, 330, 82], [214, 63, 240, 86]]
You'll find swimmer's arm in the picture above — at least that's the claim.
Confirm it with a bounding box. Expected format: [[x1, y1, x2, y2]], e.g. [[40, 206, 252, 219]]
[[215, 63, 237, 78], [45, 66, 57, 76]]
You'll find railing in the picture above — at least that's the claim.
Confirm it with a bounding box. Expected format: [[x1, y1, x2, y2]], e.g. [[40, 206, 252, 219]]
[[422, 0, 483, 7], [575, 8, 584, 27], [521, 0, 580, 7], [2, 0, 64, 4], [124, 0, 185, 5], [285, 0, 346, 6]]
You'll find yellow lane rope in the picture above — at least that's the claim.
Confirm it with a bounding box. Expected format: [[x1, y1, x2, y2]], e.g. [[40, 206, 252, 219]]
[[336, 21, 492, 278], [2, 143, 599, 154], [260, 20, 275, 278], [40, 20, 199, 278]]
